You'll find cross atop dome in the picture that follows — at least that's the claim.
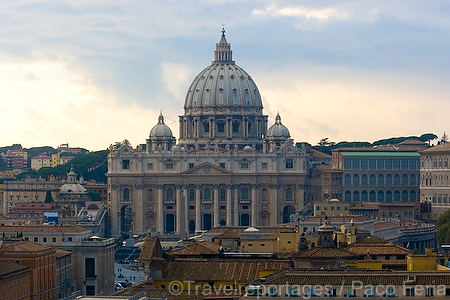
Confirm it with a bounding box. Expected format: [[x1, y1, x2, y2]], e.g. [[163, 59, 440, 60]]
[[214, 27, 234, 64]]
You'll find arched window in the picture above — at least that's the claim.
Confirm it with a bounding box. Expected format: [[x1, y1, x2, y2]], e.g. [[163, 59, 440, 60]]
[[262, 188, 268, 200], [361, 191, 368, 201], [353, 191, 360, 201], [204, 188, 211, 200], [402, 174, 408, 185], [370, 191, 376, 201], [166, 188, 174, 200], [353, 174, 360, 185], [369, 174, 376, 185], [410, 174, 416, 185], [386, 174, 392, 185], [394, 190, 400, 202], [378, 174, 384, 185], [402, 190, 408, 201], [189, 188, 195, 201], [410, 190, 416, 201], [286, 188, 293, 200], [345, 174, 351, 185], [386, 191, 392, 202], [242, 188, 249, 199], [220, 188, 226, 201], [378, 191, 384, 202], [361, 174, 368, 185], [394, 174, 400, 185], [148, 189, 153, 201], [123, 188, 130, 200], [345, 191, 351, 201]]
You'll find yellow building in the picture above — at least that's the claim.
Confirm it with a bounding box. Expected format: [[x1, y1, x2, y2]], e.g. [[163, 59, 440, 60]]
[[407, 248, 450, 271], [206, 226, 300, 253]]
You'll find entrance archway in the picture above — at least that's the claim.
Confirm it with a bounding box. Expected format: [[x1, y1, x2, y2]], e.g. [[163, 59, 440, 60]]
[[282, 205, 295, 223], [120, 205, 133, 234]]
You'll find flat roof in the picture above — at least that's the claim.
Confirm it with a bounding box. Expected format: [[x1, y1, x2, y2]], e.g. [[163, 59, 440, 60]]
[[341, 152, 420, 157]]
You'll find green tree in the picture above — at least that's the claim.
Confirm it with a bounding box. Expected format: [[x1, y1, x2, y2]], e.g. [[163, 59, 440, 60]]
[[87, 191, 102, 201], [436, 209, 450, 246], [44, 190, 54, 203]]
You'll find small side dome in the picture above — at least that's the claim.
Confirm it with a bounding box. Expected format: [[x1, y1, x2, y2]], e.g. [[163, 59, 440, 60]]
[[171, 145, 178, 153], [266, 112, 290, 138], [150, 112, 173, 138], [244, 145, 252, 152]]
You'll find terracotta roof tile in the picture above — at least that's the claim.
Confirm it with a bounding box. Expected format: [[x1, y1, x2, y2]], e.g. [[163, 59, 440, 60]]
[[295, 247, 356, 259], [0, 240, 54, 252], [0, 225, 89, 233], [0, 261, 30, 278], [168, 241, 221, 256], [139, 236, 164, 261], [162, 261, 291, 282]]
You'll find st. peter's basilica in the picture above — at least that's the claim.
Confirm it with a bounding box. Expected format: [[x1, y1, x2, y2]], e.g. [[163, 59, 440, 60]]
[[107, 29, 308, 238]]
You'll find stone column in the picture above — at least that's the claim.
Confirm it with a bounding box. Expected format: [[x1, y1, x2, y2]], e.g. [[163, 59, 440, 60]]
[[136, 184, 145, 236], [210, 117, 214, 138], [234, 186, 239, 226], [227, 185, 232, 226], [179, 116, 184, 139], [271, 184, 278, 226], [251, 184, 258, 226], [176, 185, 182, 234], [226, 117, 231, 138], [196, 185, 201, 232], [184, 185, 189, 235], [213, 185, 219, 228], [110, 184, 120, 237], [157, 185, 164, 233]]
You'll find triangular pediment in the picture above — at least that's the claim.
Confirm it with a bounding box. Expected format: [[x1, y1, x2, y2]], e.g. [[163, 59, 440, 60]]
[[181, 162, 233, 175]]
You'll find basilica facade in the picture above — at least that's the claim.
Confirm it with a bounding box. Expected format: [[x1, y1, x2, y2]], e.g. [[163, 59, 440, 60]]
[[107, 29, 308, 238]]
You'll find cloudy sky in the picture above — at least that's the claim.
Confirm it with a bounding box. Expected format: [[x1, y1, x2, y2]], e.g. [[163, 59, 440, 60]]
[[1, 0, 449, 151]]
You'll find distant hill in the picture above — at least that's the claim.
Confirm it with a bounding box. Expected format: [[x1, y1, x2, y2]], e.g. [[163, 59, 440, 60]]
[[15, 149, 109, 183], [297, 133, 438, 155]]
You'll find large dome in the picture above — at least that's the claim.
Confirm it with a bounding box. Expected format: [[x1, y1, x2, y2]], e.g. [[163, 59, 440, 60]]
[[183, 29, 263, 114]]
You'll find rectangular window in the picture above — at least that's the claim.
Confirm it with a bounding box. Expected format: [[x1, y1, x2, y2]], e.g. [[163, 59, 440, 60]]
[[232, 123, 239, 133], [241, 163, 248, 169], [85, 258, 95, 278], [261, 162, 267, 169], [217, 123, 225, 133], [394, 159, 401, 169], [220, 206, 226, 210], [286, 159, 293, 169], [343, 158, 351, 169], [189, 163, 194, 169], [165, 163, 174, 169], [33, 237, 38, 243], [203, 123, 210, 133], [42, 237, 48, 243], [52, 237, 57, 243], [385, 159, 393, 169], [122, 160, 130, 169], [189, 206, 195, 209], [220, 163, 225, 168], [369, 159, 376, 169], [68, 237, 73, 241], [316, 205, 320, 211], [337, 206, 341, 211], [360, 159, 368, 169], [147, 163, 153, 170], [331, 206, 335, 211], [352, 158, 360, 169]]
